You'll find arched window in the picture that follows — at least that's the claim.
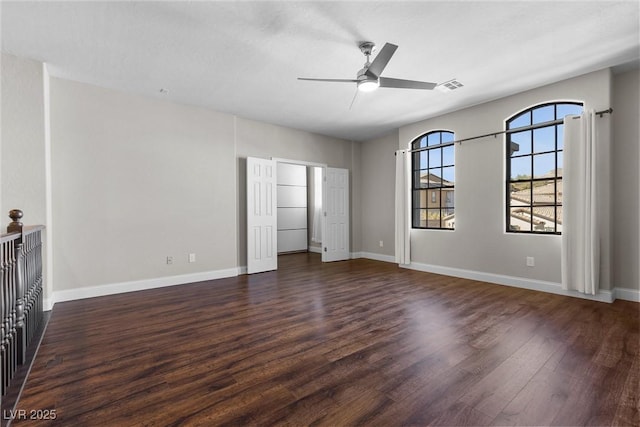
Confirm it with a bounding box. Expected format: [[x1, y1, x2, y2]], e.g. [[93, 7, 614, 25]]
[[506, 102, 583, 233], [411, 130, 455, 229]]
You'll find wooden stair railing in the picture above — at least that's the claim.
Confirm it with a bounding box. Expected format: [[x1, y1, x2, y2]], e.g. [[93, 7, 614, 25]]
[[1, 210, 45, 411]]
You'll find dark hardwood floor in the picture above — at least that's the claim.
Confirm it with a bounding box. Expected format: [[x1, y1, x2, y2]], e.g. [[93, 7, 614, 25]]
[[7, 253, 639, 426]]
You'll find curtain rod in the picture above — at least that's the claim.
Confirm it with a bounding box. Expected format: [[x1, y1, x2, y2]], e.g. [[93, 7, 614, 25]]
[[404, 107, 613, 154]]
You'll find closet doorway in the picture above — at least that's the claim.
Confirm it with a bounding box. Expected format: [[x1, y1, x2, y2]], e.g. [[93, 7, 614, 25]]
[[246, 156, 349, 274]]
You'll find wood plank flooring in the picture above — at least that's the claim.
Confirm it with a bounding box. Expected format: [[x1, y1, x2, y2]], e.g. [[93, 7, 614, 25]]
[[7, 253, 639, 426]]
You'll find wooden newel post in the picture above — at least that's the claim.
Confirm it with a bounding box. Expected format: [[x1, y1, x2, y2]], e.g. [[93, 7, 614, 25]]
[[7, 210, 27, 364], [7, 209, 23, 234]]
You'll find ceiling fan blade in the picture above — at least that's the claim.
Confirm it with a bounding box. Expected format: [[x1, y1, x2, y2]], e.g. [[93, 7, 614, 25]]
[[298, 78, 358, 83], [365, 42, 398, 78], [379, 77, 437, 90]]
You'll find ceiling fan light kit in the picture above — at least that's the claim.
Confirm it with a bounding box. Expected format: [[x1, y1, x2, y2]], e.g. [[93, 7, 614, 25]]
[[298, 41, 440, 99], [358, 80, 380, 92]]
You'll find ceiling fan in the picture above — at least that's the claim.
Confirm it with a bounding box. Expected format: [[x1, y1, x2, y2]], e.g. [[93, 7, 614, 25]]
[[298, 42, 437, 93]]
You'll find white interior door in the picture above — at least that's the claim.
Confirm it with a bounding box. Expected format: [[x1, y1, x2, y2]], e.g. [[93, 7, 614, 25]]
[[247, 157, 277, 274], [322, 167, 349, 262]]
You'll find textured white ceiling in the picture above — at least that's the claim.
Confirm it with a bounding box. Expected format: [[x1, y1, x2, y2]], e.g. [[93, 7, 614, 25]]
[[2, 1, 639, 141]]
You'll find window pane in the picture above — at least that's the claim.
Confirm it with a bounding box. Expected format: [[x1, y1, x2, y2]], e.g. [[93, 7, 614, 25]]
[[510, 131, 531, 156], [510, 207, 532, 232], [509, 111, 530, 129], [442, 166, 454, 185], [419, 151, 427, 169], [532, 179, 556, 205], [429, 148, 442, 168], [427, 133, 440, 146], [443, 189, 454, 207], [532, 210, 553, 232], [442, 208, 455, 229], [420, 190, 429, 208], [442, 145, 454, 166], [533, 152, 556, 179], [557, 124, 564, 150], [557, 103, 583, 119], [427, 168, 442, 187], [427, 209, 441, 228], [511, 156, 531, 180], [533, 126, 555, 153], [533, 105, 554, 124], [441, 132, 454, 143], [510, 182, 530, 206]]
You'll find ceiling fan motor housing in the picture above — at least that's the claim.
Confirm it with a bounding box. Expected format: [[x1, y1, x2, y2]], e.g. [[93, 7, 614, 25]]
[[357, 67, 379, 91], [358, 41, 376, 56]]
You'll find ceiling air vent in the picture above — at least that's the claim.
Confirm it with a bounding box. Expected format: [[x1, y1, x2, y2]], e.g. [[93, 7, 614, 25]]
[[436, 79, 464, 92]]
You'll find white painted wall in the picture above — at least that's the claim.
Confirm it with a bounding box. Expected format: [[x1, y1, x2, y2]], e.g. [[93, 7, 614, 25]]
[[398, 69, 613, 289], [0, 53, 46, 228], [612, 68, 639, 292], [50, 78, 237, 291]]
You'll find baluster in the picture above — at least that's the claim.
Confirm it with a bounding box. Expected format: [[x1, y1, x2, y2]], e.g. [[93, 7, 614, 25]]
[[4, 240, 15, 392], [15, 240, 26, 365], [9, 241, 17, 381], [1, 241, 7, 396]]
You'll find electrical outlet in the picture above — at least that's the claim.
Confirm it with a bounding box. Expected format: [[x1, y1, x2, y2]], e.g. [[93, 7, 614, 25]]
[[166, 256, 173, 265], [379, 240, 384, 248], [189, 253, 196, 263], [526, 256, 535, 267]]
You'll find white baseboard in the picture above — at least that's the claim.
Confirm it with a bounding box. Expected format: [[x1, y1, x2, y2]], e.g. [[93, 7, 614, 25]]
[[53, 267, 241, 305], [308, 245, 322, 254], [51, 260, 635, 307], [356, 252, 396, 263], [614, 286, 640, 302], [404, 261, 616, 303]]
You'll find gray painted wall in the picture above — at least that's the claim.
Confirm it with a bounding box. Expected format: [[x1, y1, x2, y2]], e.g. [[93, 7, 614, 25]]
[[362, 70, 620, 289], [612, 69, 640, 291], [48, 77, 360, 292], [394, 69, 614, 288], [359, 130, 398, 257], [360, 68, 638, 293], [234, 116, 360, 267]]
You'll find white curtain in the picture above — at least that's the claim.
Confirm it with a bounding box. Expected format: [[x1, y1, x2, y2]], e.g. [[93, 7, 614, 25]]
[[311, 167, 323, 243], [395, 149, 411, 265], [562, 110, 599, 294]]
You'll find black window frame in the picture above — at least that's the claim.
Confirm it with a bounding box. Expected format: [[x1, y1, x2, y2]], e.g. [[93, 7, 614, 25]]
[[505, 101, 583, 234], [411, 130, 455, 230]]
